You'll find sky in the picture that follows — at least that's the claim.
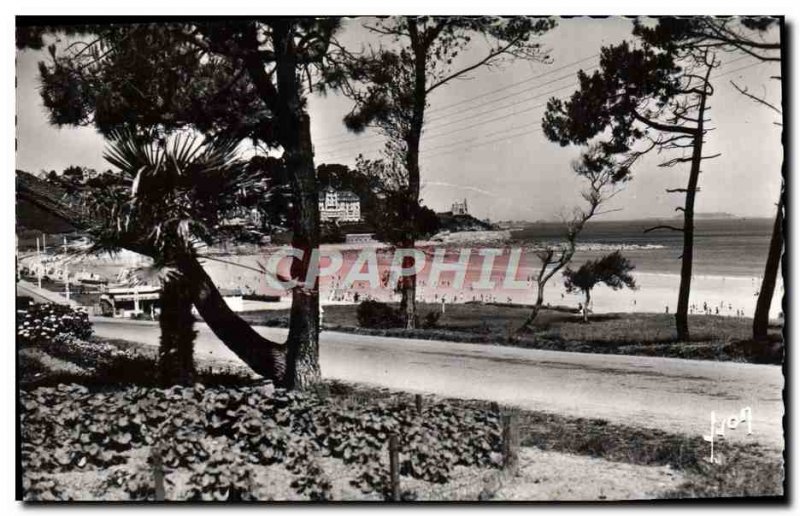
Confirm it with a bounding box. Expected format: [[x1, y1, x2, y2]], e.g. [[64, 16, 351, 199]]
[[15, 17, 783, 223]]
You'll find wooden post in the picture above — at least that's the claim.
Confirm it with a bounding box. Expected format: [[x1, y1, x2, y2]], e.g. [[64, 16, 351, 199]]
[[414, 394, 423, 414], [502, 413, 518, 472], [388, 434, 400, 501], [151, 445, 166, 501]]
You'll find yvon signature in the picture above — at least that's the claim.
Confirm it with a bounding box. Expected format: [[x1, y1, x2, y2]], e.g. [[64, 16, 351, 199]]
[[703, 407, 753, 464]]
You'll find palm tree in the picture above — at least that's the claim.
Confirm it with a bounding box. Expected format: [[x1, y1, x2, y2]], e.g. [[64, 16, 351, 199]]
[[80, 129, 261, 384]]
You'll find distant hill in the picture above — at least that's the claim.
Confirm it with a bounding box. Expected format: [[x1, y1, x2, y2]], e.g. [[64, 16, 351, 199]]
[[436, 212, 497, 232], [16, 170, 84, 248], [683, 212, 737, 220]]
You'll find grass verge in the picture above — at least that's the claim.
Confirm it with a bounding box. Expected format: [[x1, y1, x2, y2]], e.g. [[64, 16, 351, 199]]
[[237, 303, 784, 364]]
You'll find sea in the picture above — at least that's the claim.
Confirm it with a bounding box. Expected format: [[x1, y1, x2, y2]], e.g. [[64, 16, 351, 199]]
[[511, 217, 780, 279]]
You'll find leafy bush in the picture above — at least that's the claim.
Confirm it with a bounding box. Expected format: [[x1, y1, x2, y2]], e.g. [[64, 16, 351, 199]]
[[356, 301, 403, 329], [21, 383, 503, 501], [17, 303, 92, 346], [22, 473, 70, 501], [185, 444, 257, 501], [422, 311, 441, 329]]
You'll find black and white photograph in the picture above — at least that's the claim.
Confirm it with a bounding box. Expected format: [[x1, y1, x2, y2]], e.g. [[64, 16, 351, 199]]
[[9, 6, 789, 504]]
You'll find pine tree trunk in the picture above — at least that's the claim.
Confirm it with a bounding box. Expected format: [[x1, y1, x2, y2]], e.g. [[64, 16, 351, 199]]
[[271, 21, 321, 389], [675, 67, 712, 342], [583, 290, 590, 323], [402, 278, 417, 330], [753, 191, 784, 341], [158, 277, 196, 385], [400, 252, 418, 329], [235, 22, 322, 390], [675, 153, 699, 342], [396, 19, 428, 330]]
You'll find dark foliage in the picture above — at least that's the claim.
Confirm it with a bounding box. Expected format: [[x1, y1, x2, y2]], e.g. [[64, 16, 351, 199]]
[[356, 300, 405, 329], [21, 383, 502, 500], [563, 251, 637, 294]]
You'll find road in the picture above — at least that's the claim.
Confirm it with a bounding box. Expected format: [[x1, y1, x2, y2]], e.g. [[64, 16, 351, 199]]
[[17, 279, 77, 306], [91, 317, 785, 450]]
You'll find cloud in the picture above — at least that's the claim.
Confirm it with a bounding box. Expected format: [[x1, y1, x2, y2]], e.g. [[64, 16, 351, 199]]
[[422, 181, 503, 199]]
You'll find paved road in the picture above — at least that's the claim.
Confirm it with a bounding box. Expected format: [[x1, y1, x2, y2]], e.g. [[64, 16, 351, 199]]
[[17, 279, 77, 306], [91, 317, 785, 450]]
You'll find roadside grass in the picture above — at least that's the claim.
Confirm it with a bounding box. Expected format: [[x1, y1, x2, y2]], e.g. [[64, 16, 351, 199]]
[[237, 303, 783, 364]]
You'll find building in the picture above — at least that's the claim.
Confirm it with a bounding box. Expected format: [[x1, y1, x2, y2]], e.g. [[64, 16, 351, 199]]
[[319, 186, 361, 223], [345, 233, 377, 245], [100, 285, 246, 318], [100, 285, 161, 318], [451, 198, 469, 215]]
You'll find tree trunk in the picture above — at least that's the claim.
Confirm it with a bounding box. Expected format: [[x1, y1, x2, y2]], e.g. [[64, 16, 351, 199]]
[[235, 22, 321, 389], [583, 290, 590, 323], [158, 276, 196, 385], [753, 190, 784, 341], [400, 267, 417, 330], [519, 282, 546, 331], [395, 19, 429, 330], [271, 21, 321, 389], [675, 68, 712, 342]]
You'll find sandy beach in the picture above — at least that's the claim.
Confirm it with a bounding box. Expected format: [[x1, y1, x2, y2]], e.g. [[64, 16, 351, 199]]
[[18, 234, 784, 319]]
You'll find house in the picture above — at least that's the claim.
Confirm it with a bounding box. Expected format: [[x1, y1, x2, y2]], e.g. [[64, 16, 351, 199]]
[[451, 198, 469, 216], [319, 186, 361, 223]]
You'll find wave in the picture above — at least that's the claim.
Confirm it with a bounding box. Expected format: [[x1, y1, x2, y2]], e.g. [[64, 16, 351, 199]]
[[521, 242, 667, 252]]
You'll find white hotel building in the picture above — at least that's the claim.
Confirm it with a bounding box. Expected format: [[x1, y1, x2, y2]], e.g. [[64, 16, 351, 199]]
[[318, 186, 361, 223]]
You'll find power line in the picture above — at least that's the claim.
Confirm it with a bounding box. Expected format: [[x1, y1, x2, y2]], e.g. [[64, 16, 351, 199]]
[[424, 66, 598, 124], [313, 52, 752, 151], [311, 53, 600, 147], [422, 119, 543, 155], [427, 54, 600, 115], [314, 65, 597, 154], [317, 53, 765, 163], [315, 74, 595, 159], [424, 125, 544, 161], [316, 79, 581, 159], [711, 57, 771, 80], [421, 57, 767, 161]]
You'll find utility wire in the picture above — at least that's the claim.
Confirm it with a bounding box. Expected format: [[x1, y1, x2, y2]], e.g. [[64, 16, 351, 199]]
[[318, 54, 766, 163]]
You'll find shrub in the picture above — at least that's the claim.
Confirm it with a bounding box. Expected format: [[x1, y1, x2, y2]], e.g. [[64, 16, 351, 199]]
[[356, 301, 403, 329], [17, 303, 92, 347], [20, 383, 503, 501], [422, 311, 441, 329]]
